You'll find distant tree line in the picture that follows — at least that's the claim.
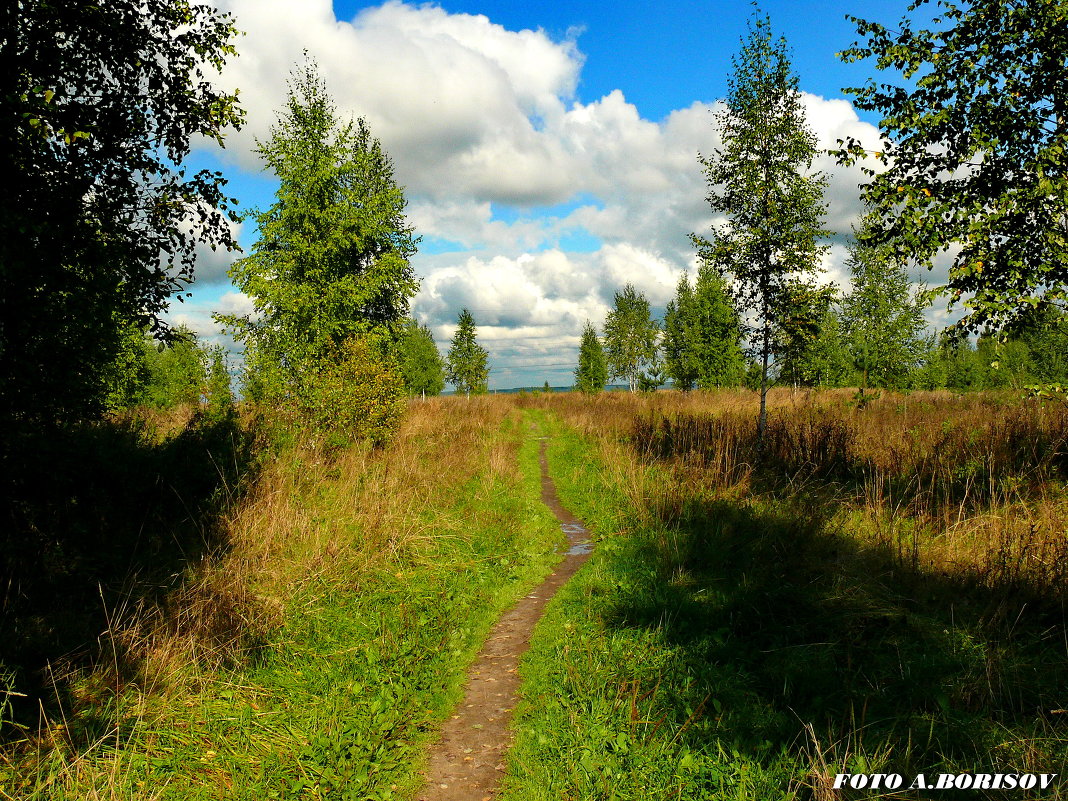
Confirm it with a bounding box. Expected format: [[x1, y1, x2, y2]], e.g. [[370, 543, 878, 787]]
[[106, 324, 234, 418], [575, 267, 1068, 395]]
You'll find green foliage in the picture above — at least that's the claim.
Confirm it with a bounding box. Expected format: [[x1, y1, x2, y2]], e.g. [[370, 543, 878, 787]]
[[637, 362, 666, 393], [662, 274, 699, 390], [222, 61, 417, 438], [840, 216, 930, 389], [909, 336, 948, 391], [203, 345, 235, 421], [398, 319, 445, 397], [446, 308, 489, 395], [103, 324, 226, 412], [691, 263, 746, 388], [575, 321, 609, 394], [838, 0, 1068, 329], [300, 338, 405, 447], [929, 305, 1068, 392], [0, 1, 242, 425], [222, 64, 412, 393], [603, 284, 659, 393], [102, 318, 153, 411], [1007, 302, 1068, 386], [773, 281, 837, 388], [986, 338, 1033, 389], [795, 308, 852, 388], [939, 332, 984, 390], [693, 13, 829, 434], [141, 326, 206, 409]]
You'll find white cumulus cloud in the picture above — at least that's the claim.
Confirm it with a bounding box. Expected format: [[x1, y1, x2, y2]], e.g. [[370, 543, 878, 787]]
[[202, 0, 892, 386]]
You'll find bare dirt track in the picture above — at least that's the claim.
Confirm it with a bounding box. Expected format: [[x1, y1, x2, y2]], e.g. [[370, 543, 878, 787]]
[[417, 437, 592, 801]]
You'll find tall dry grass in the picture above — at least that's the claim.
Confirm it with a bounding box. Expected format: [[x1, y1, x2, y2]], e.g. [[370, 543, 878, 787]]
[[519, 389, 1068, 797], [525, 388, 1068, 602], [125, 394, 522, 686], [5, 395, 526, 796]]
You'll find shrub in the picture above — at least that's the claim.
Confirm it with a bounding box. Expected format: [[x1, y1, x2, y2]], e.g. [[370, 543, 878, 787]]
[[300, 337, 406, 447]]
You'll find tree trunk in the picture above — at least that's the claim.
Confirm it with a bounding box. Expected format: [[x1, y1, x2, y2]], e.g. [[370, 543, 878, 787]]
[[758, 318, 770, 451]]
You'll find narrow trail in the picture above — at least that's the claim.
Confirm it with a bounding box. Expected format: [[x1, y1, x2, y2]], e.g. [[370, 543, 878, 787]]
[[417, 437, 593, 801]]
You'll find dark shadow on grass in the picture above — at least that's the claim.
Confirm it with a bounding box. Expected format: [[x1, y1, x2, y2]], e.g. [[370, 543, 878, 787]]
[[0, 410, 261, 744], [596, 478, 1068, 799]]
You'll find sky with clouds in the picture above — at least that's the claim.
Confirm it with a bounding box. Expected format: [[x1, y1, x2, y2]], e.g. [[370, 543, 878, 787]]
[[172, 0, 941, 390]]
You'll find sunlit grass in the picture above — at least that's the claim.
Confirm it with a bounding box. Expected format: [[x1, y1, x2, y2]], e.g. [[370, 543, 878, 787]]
[[1, 396, 562, 799], [506, 390, 1068, 800]]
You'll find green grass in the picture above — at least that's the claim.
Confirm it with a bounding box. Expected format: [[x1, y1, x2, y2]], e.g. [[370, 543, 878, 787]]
[[504, 409, 1068, 800], [3, 405, 564, 799]]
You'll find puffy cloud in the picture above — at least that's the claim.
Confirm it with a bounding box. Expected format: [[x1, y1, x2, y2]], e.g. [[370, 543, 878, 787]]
[[164, 290, 253, 357], [800, 93, 887, 240], [211, 0, 584, 204], [188, 221, 244, 285], [201, 1, 907, 386], [413, 244, 684, 385]]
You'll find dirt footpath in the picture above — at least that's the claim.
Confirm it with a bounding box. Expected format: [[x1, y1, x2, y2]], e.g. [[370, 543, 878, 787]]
[[417, 438, 592, 801]]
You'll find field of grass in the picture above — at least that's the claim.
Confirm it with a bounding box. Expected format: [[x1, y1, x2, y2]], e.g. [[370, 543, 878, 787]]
[[506, 389, 1068, 800], [3, 388, 1065, 799], [1, 397, 563, 799]]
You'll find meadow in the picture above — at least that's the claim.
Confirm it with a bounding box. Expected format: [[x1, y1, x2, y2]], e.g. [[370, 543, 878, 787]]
[[2, 389, 1066, 799], [507, 389, 1068, 799], [1, 398, 562, 799]]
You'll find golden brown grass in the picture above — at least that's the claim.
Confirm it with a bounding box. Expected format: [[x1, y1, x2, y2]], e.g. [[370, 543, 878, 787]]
[[512, 389, 1067, 799], [524, 387, 1068, 601], [4, 394, 532, 798]]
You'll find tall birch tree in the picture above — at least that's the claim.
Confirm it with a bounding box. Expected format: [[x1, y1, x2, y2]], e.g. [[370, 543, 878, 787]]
[[692, 13, 829, 445]]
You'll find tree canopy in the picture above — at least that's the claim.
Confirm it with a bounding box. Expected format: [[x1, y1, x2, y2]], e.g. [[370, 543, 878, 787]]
[[1, 0, 243, 424], [575, 321, 609, 394], [840, 216, 930, 389], [223, 60, 418, 415], [398, 320, 445, 397], [662, 275, 699, 391], [603, 284, 659, 393], [838, 0, 1068, 329], [690, 263, 746, 389], [773, 282, 838, 389]]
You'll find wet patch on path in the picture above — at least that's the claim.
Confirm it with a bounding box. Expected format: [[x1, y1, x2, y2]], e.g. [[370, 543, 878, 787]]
[[417, 438, 592, 801]]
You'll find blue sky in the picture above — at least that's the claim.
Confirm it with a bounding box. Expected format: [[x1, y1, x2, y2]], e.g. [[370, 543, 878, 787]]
[[332, 0, 902, 123], [176, 0, 924, 389]]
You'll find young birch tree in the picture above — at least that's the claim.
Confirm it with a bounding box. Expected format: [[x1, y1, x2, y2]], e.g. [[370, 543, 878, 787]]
[[692, 14, 829, 444], [397, 319, 445, 397], [575, 321, 609, 394], [840, 215, 930, 390], [663, 274, 699, 391], [603, 284, 659, 393], [691, 261, 746, 388]]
